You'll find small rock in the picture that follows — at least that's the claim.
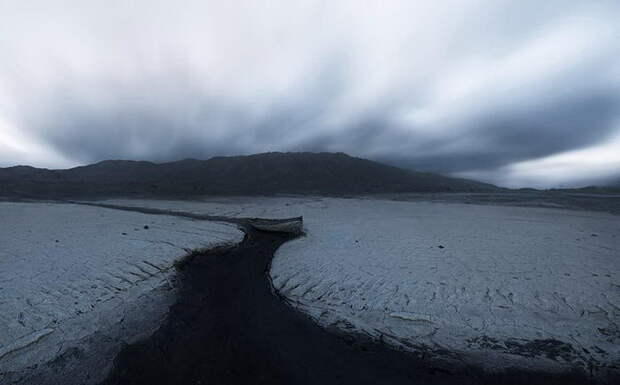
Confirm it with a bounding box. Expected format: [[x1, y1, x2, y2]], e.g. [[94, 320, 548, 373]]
[[55, 240, 59, 243], [144, 225, 149, 230], [438, 245, 445, 249], [121, 232, 127, 235], [591, 233, 598, 237]]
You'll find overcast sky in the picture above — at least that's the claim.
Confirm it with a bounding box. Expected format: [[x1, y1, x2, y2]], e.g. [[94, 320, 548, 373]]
[[1, 0, 619, 187]]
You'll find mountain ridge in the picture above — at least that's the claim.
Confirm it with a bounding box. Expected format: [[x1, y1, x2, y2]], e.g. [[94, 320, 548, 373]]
[[0, 152, 498, 198]]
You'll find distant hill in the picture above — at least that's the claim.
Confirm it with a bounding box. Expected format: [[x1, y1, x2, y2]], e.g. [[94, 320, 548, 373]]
[[0, 152, 498, 199], [559, 185, 620, 194]]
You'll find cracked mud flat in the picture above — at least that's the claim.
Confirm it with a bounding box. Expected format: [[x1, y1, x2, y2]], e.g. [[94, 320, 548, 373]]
[[0, 202, 243, 384], [99, 197, 620, 381], [3, 197, 619, 384], [270, 199, 620, 380]]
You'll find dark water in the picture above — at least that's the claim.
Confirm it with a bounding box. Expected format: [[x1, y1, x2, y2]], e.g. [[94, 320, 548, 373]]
[[101, 230, 603, 385]]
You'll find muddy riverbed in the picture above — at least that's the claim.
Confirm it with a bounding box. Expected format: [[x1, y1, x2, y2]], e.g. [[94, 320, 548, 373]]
[[102, 227, 608, 385]]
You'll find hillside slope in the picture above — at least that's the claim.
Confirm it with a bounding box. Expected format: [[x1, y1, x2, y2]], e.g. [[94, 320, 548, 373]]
[[0, 152, 497, 198]]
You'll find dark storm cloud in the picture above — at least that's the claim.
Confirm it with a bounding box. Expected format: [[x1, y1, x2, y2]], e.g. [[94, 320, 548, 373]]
[[0, 0, 619, 187], [21, 60, 350, 164], [380, 89, 620, 173]]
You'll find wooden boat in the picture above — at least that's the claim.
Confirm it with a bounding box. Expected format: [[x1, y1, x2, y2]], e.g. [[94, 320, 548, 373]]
[[248, 216, 303, 235]]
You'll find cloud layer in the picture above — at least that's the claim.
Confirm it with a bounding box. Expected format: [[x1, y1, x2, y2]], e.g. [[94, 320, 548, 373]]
[[0, 0, 619, 187]]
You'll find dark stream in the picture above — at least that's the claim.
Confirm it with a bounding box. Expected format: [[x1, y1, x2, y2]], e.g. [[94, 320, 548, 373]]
[[100, 226, 597, 385]]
